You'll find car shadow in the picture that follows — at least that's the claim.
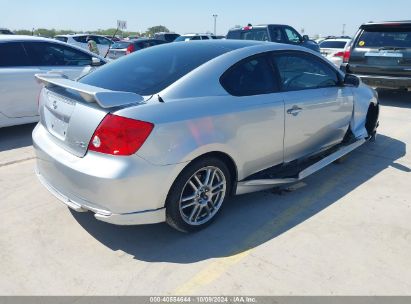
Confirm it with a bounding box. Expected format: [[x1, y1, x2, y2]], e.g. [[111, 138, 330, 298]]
[[71, 134, 406, 264], [0, 123, 36, 152], [377, 89, 411, 109]]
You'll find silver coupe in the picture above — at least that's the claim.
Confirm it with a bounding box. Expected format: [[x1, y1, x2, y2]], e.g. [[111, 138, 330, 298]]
[[33, 40, 379, 232]]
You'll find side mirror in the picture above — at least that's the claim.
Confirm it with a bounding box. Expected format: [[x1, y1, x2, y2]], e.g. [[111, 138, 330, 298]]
[[302, 35, 309, 41], [91, 57, 102, 67], [344, 74, 360, 87]]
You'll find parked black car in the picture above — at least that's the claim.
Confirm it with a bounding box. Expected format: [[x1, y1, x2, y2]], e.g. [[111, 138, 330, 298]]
[[341, 21, 411, 90], [154, 32, 180, 43], [107, 38, 167, 59], [0, 28, 14, 35], [226, 24, 320, 52]]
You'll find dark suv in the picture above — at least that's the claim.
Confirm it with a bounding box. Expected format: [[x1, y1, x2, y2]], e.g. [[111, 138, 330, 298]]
[[226, 24, 320, 52], [342, 21, 411, 90]]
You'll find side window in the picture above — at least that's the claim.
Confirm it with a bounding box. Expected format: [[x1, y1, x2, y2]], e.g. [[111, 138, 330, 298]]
[[24, 42, 92, 66], [269, 27, 285, 42], [284, 28, 302, 44], [220, 54, 278, 96], [272, 53, 339, 91], [72, 36, 88, 43], [96, 37, 111, 45], [201, 36, 210, 40], [0, 42, 29, 67], [240, 29, 269, 41], [191, 36, 201, 40]]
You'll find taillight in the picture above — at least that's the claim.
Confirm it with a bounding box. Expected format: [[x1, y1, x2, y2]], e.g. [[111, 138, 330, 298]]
[[343, 47, 351, 63], [126, 44, 135, 55], [88, 114, 154, 156], [333, 51, 344, 57]]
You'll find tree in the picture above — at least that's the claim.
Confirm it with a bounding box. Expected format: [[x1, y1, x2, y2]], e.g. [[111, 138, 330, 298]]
[[145, 25, 170, 37]]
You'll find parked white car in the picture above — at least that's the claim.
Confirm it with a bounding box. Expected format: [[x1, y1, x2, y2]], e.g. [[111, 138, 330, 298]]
[[55, 34, 113, 56], [174, 33, 215, 42], [0, 35, 107, 128], [319, 38, 351, 67]]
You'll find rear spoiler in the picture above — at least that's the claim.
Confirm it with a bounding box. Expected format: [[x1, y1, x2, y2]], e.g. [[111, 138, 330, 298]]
[[35, 73, 144, 109]]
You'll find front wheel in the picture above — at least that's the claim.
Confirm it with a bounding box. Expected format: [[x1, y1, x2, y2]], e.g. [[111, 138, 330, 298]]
[[166, 157, 231, 232]]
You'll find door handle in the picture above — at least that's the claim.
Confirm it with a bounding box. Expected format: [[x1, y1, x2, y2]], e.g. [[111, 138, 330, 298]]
[[287, 105, 303, 116]]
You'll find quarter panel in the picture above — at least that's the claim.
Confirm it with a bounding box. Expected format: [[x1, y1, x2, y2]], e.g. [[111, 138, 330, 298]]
[[116, 94, 285, 181]]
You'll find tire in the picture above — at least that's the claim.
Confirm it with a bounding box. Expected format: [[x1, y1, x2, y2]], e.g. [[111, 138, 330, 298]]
[[166, 157, 231, 233], [365, 103, 379, 139]]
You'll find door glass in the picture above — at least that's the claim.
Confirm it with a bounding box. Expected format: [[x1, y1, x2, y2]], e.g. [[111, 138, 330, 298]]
[[220, 54, 278, 96], [191, 36, 201, 40], [72, 36, 88, 43], [240, 29, 269, 41], [0, 42, 29, 66], [269, 27, 285, 42], [24, 42, 92, 66], [272, 53, 339, 91], [285, 28, 301, 44]]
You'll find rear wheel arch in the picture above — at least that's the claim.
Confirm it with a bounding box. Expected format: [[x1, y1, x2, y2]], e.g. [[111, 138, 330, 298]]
[[166, 151, 238, 203], [165, 152, 237, 232]]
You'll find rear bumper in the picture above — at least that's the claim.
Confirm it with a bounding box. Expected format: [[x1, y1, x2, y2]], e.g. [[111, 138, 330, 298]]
[[35, 168, 166, 225], [341, 66, 411, 89], [358, 75, 411, 90], [32, 123, 187, 225]]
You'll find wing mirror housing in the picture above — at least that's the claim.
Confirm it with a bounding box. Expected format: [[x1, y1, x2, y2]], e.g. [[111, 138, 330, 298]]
[[302, 35, 309, 42], [344, 74, 360, 87], [91, 57, 103, 67]]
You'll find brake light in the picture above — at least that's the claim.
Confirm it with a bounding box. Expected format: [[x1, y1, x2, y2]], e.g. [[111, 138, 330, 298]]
[[126, 44, 135, 54], [343, 47, 351, 63], [243, 26, 253, 30], [333, 51, 344, 57], [88, 114, 154, 156]]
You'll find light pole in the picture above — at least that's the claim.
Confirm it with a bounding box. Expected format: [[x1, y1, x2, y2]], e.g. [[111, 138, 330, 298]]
[[342, 24, 346, 36], [213, 14, 218, 36]]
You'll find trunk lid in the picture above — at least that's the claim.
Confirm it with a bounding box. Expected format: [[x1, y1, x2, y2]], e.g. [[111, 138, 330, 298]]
[[36, 73, 144, 157]]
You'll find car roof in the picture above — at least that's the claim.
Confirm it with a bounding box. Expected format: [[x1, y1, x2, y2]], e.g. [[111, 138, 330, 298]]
[[229, 24, 289, 31], [320, 38, 351, 42], [361, 20, 411, 28], [0, 35, 57, 42], [55, 34, 108, 38], [181, 33, 213, 37]]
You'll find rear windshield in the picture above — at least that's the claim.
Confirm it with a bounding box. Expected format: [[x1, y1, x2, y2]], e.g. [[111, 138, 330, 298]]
[[319, 41, 348, 49], [79, 42, 234, 95], [356, 27, 411, 48], [111, 42, 130, 49]]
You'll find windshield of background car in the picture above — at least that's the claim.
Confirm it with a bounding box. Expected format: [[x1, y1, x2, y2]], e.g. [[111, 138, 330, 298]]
[[319, 41, 348, 48], [356, 26, 411, 48], [79, 43, 235, 95], [111, 42, 130, 49]]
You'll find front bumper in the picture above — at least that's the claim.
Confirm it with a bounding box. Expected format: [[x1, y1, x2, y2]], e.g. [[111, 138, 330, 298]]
[[33, 123, 187, 225]]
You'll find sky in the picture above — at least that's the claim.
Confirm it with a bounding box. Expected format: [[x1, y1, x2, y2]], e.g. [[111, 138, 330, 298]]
[[1, 0, 410, 37]]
